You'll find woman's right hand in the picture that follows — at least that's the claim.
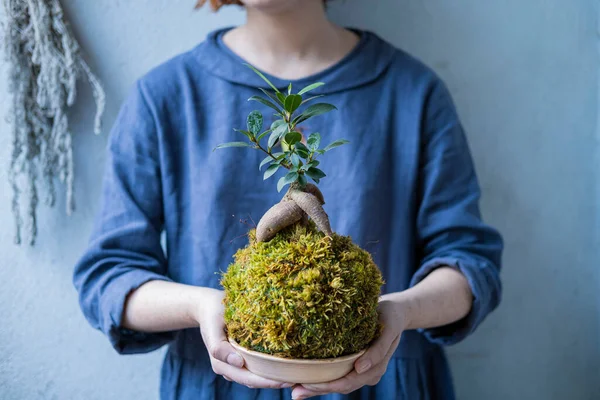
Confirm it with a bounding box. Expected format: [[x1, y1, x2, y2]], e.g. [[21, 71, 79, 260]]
[[195, 287, 293, 390]]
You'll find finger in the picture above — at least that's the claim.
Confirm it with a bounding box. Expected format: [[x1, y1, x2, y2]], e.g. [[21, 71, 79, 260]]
[[212, 358, 293, 389], [355, 322, 400, 374], [301, 368, 379, 394], [302, 336, 401, 394], [200, 317, 244, 368], [291, 385, 325, 400], [301, 370, 361, 394]]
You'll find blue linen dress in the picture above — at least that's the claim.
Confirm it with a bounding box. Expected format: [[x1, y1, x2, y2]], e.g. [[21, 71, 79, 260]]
[[73, 27, 503, 400]]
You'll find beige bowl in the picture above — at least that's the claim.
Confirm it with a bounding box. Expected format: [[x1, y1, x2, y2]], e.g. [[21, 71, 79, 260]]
[[228, 338, 365, 384]]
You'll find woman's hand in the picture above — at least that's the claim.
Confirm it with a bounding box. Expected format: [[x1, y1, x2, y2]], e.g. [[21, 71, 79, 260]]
[[195, 287, 293, 390], [290, 297, 409, 399]]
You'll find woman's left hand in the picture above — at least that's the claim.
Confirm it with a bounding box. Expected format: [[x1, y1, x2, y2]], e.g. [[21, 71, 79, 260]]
[[291, 297, 409, 399]]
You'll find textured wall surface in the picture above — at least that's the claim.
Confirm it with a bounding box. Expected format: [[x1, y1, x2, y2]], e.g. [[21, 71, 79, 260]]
[[0, 1, 598, 399]]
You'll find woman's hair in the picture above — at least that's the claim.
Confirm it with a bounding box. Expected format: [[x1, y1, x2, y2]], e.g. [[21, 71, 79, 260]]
[[195, 0, 243, 10], [195, 0, 329, 11]]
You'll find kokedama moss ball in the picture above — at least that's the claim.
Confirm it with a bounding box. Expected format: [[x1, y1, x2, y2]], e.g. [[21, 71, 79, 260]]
[[221, 222, 384, 359]]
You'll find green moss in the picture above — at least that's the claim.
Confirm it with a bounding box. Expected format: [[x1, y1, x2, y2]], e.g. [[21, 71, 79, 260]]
[[221, 222, 384, 359]]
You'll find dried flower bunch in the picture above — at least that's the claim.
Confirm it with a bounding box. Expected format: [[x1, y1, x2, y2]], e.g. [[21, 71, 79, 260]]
[[2, 0, 105, 245], [217, 66, 383, 359]]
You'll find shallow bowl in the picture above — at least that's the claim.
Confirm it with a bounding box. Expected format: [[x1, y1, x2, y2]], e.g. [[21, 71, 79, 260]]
[[228, 338, 365, 384]]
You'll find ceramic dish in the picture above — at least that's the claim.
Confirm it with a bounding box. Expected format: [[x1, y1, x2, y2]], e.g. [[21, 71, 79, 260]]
[[228, 338, 365, 384]]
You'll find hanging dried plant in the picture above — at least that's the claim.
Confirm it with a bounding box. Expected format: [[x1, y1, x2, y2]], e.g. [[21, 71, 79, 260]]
[[1, 0, 105, 245]]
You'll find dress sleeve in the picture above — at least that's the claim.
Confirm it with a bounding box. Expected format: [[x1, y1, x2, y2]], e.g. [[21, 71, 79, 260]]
[[73, 81, 175, 354], [410, 78, 503, 345]]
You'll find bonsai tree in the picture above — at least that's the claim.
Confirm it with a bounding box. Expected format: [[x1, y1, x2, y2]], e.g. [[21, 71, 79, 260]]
[[216, 65, 384, 359]]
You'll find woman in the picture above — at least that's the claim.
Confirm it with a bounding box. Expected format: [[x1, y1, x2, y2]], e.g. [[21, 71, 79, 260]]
[[73, 0, 503, 399]]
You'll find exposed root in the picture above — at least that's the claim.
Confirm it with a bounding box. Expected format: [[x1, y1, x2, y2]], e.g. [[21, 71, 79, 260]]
[[303, 183, 325, 205], [288, 190, 332, 237], [255, 183, 333, 242], [255, 200, 304, 242]]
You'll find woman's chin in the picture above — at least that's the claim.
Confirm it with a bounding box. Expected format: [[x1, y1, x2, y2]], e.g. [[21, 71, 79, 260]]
[[243, 0, 321, 14]]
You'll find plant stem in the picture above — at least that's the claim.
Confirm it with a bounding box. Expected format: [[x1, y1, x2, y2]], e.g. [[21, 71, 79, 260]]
[[255, 143, 291, 170]]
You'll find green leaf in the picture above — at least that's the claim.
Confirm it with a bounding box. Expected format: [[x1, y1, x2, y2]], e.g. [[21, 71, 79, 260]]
[[290, 153, 300, 167], [284, 131, 302, 146], [213, 142, 253, 151], [268, 132, 280, 150], [295, 142, 310, 159], [258, 153, 285, 171], [301, 160, 320, 171], [256, 127, 274, 142], [259, 152, 285, 170], [263, 164, 280, 180], [277, 172, 299, 192], [295, 142, 310, 151], [293, 103, 337, 125], [277, 177, 286, 192], [276, 93, 287, 104], [287, 83, 292, 95], [306, 167, 326, 180], [324, 139, 350, 151], [259, 88, 284, 106], [298, 173, 308, 187], [269, 129, 288, 150], [268, 121, 289, 149], [297, 149, 310, 159], [244, 63, 280, 93], [284, 94, 302, 114], [300, 95, 325, 105], [234, 129, 254, 141], [307, 132, 321, 151], [271, 119, 286, 130], [247, 111, 263, 136], [248, 96, 281, 114], [259, 155, 277, 170], [298, 82, 325, 95]]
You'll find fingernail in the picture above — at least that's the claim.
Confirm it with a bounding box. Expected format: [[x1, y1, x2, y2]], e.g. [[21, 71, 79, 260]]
[[356, 360, 372, 374], [291, 390, 303, 399], [281, 382, 294, 388], [226, 353, 244, 368]]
